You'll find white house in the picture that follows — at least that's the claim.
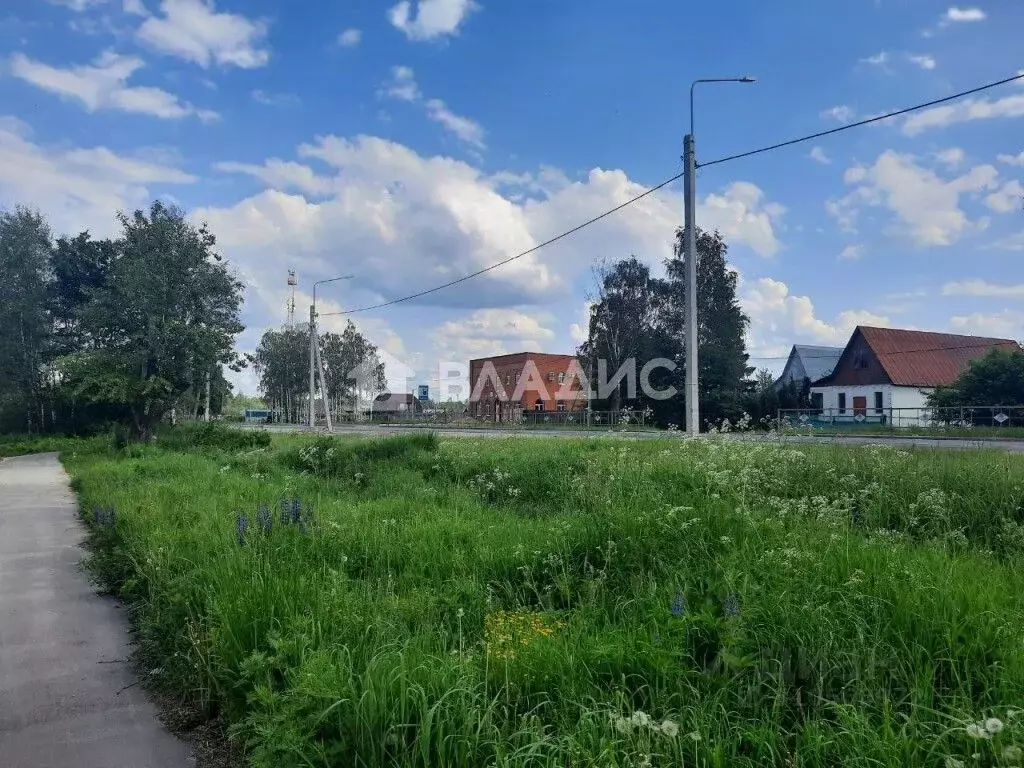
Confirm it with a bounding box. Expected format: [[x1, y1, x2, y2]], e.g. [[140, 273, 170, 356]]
[[808, 326, 1019, 426]]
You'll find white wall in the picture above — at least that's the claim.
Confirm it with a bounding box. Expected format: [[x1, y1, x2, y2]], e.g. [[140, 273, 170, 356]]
[[809, 384, 933, 425]]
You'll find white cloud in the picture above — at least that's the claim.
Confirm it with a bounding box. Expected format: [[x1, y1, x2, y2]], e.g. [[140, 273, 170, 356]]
[[949, 311, 1024, 340], [936, 147, 965, 166], [986, 231, 1024, 251], [944, 7, 986, 22], [338, 28, 361, 47], [388, 0, 478, 41], [45, 0, 107, 9], [9, 51, 218, 121], [123, 0, 148, 16], [0, 117, 194, 236], [903, 94, 1024, 135], [382, 65, 421, 102], [214, 159, 334, 196], [741, 276, 890, 354], [809, 146, 831, 165], [942, 279, 1024, 298], [985, 180, 1024, 213], [998, 152, 1024, 166], [907, 53, 936, 70], [828, 150, 999, 246], [196, 134, 785, 322], [860, 51, 889, 67], [137, 0, 269, 68], [251, 89, 299, 107], [569, 301, 593, 345], [432, 308, 557, 362], [838, 244, 863, 260], [821, 105, 855, 123], [380, 67, 485, 149], [424, 98, 485, 149]]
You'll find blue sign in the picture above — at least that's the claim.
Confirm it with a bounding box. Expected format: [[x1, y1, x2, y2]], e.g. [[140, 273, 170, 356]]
[[417, 385, 429, 402]]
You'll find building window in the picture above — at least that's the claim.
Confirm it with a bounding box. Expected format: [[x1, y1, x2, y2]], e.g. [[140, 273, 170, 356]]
[[874, 391, 883, 413], [811, 392, 823, 412], [547, 372, 556, 382], [837, 393, 847, 414], [557, 400, 566, 412], [558, 372, 566, 383], [534, 399, 544, 412]]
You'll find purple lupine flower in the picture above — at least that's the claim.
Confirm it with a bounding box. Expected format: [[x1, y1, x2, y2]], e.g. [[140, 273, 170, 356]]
[[724, 594, 741, 619], [671, 593, 687, 617], [235, 513, 248, 547], [108, 506, 116, 527], [279, 498, 290, 525], [256, 505, 272, 534], [93, 507, 104, 525], [290, 498, 302, 525]]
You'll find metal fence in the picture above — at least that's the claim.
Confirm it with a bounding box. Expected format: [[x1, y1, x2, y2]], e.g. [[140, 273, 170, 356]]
[[359, 409, 650, 429], [778, 405, 1024, 432]]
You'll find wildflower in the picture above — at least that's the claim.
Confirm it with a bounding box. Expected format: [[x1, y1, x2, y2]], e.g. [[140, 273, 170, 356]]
[[630, 710, 651, 728], [235, 513, 248, 547], [724, 593, 741, 619], [220, 465, 230, 473], [944, 758, 965, 768], [256, 505, 272, 534], [457, 608, 465, 618], [687, 731, 702, 742], [291, 498, 302, 524], [985, 717, 1004, 734], [1003, 746, 1023, 765], [279, 498, 290, 525], [671, 593, 687, 617], [659, 720, 679, 738], [966, 723, 990, 740], [614, 716, 631, 734]]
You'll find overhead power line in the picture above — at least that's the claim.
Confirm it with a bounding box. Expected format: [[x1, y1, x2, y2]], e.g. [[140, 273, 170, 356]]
[[331, 71, 1024, 316], [698, 71, 1024, 169]]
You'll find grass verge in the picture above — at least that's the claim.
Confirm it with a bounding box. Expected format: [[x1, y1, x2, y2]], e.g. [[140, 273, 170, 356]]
[[46, 425, 1024, 766]]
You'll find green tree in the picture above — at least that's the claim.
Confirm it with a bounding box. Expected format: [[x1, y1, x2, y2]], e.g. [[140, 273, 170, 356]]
[[253, 327, 311, 423], [927, 348, 1024, 413], [60, 202, 245, 439], [319, 321, 387, 414], [49, 231, 115, 356], [664, 228, 752, 428], [0, 208, 54, 433]]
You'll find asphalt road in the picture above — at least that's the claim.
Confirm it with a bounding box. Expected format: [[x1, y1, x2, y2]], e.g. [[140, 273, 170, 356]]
[[242, 422, 1024, 452], [0, 453, 192, 768]]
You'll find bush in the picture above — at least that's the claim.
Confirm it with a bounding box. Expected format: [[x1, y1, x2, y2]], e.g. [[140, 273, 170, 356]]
[[157, 421, 272, 453]]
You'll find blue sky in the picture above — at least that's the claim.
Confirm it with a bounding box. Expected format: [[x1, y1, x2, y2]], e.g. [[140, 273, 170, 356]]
[[1, 0, 1022, 395]]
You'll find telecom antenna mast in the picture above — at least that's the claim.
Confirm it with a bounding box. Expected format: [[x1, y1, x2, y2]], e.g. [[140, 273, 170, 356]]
[[286, 269, 297, 328]]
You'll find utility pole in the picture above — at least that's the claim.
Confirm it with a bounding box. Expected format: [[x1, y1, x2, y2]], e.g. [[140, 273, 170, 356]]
[[683, 132, 699, 437], [308, 304, 316, 429], [684, 76, 756, 436], [203, 368, 211, 422]]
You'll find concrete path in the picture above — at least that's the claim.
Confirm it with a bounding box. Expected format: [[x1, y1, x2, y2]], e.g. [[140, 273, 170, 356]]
[[0, 453, 193, 768]]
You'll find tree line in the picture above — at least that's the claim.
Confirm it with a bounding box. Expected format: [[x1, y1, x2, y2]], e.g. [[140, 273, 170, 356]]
[[0, 201, 385, 437]]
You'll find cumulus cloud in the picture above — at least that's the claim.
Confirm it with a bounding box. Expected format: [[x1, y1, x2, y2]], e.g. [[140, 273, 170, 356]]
[[838, 244, 863, 260], [936, 147, 965, 167], [200, 133, 785, 321], [809, 146, 831, 165], [998, 152, 1024, 166], [9, 50, 217, 121], [821, 105, 855, 123], [827, 150, 999, 246], [432, 308, 557, 363], [741, 276, 890, 356], [337, 28, 362, 47], [944, 6, 986, 22], [388, 0, 478, 41], [942, 279, 1024, 298], [903, 93, 1024, 135], [0, 117, 195, 235], [380, 66, 485, 149], [137, 0, 269, 68], [907, 53, 937, 70], [949, 311, 1024, 339], [985, 180, 1024, 213]]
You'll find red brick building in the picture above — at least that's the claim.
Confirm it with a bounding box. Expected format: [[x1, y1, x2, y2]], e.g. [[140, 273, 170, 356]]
[[468, 352, 587, 421]]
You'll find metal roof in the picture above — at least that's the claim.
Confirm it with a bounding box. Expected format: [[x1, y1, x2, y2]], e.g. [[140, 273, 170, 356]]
[[859, 326, 1019, 387], [792, 345, 844, 383]]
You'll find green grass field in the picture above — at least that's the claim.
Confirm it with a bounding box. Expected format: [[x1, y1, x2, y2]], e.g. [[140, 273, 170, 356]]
[[14, 425, 1024, 767]]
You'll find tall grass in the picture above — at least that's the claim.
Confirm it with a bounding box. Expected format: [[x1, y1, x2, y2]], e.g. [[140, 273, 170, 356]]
[[63, 432, 1024, 767]]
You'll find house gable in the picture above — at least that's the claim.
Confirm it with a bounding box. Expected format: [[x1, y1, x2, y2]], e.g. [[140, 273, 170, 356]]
[[816, 329, 893, 387]]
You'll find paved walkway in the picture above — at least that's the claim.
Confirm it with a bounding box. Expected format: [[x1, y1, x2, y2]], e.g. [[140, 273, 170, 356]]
[[0, 453, 192, 768]]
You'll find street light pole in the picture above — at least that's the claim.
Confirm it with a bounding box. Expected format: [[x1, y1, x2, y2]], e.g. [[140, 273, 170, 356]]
[[684, 76, 756, 437], [309, 275, 354, 431]]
